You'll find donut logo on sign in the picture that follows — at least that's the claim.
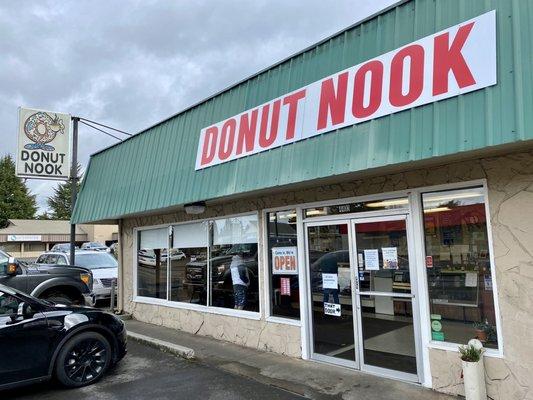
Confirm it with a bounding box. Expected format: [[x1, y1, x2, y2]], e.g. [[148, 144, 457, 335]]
[[23, 112, 66, 151]]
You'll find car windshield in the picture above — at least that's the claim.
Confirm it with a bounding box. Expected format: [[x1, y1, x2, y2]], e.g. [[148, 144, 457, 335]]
[[0, 250, 8, 264], [75, 253, 117, 269]]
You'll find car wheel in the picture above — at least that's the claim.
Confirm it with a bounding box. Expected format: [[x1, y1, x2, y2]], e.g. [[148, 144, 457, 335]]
[[44, 293, 74, 305], [55, 332, 112, 388]]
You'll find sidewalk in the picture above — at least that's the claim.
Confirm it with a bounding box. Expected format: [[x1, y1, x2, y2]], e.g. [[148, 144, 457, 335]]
[[124, 319, 458, 400]]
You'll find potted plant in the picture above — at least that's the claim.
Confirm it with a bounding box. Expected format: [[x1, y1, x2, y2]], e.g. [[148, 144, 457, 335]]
[[459, 340, 487, 400], [473, 321, 489, 342], [473, 320, 497, 343]]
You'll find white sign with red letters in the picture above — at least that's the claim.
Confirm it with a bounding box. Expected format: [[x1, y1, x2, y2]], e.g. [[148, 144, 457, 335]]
[[196, 11, 496, 170]]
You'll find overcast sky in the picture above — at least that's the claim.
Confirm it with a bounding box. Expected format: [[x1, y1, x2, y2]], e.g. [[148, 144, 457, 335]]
[[0, 0, 397, 213]]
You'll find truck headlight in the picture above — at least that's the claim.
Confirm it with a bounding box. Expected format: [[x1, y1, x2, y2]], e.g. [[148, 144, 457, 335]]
[[80, 273, 91, 285]]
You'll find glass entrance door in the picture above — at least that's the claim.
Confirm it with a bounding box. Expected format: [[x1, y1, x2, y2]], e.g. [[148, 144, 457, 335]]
[[306, 222, 357, 367], [353, 216, 419, 380]]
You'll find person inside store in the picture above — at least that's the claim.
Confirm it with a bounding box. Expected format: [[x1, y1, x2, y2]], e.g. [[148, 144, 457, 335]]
[[230, 251, 250, 310]]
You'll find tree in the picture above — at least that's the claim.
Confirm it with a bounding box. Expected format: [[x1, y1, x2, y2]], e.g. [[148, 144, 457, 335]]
[[0, 155, 37, 228], [47, 164, 81, 220]]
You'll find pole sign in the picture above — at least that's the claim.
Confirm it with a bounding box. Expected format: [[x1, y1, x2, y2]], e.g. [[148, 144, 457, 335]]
[[196, 10, 496, 170], [16, 107, 71, 180]]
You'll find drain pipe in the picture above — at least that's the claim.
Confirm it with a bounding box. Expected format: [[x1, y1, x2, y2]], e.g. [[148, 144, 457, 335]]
[[117, 218, 124, 314]]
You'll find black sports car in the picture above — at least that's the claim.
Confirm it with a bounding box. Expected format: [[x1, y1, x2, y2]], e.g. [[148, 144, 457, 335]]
[[0, 283, 127, 390]]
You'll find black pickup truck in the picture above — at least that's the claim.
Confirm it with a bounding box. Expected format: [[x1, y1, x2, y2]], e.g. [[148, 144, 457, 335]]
[[0, 250, 94, 306]]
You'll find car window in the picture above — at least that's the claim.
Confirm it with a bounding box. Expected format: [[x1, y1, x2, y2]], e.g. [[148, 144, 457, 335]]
[[37, 255, 49, 264], [75, 253, 118, 269], [47, 255, 59, 264], [0, 291, 21, 316], [56, 255, 68, 265]]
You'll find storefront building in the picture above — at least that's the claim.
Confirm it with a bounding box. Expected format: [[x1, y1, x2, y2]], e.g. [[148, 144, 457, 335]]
[[72, 1, 533, 397]]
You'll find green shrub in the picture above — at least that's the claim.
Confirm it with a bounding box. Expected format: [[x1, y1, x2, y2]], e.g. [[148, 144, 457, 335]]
[[459, 343, 484, 362]]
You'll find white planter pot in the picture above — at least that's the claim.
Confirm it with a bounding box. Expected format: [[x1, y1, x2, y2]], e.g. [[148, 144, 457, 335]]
[[462, 358, 487, 400]]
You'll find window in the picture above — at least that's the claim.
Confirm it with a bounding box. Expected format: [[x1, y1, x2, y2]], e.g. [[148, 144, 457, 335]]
[[0, 243, 20, 253], [0, 291, 21, 316], [267, 210, 300, 319], [137, 228, 168, 299], [422, 187, 499, 349], [47, 255, 59, 264], [57, 255, 67, 265], [135, 215, 259, 313], [210, 215, 259, 311], [76, 253, 118, 269], [169, 222, 208, 305], [305, 197, 408, 218], [26, 243, 45, 252]]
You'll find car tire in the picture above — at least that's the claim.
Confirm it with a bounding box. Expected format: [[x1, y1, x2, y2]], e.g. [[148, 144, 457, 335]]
[[55, 331, 112, 388], [44, 293, 74, 305]]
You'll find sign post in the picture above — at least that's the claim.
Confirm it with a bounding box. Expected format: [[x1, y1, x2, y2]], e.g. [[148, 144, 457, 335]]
[[69, 117, 79, 265]]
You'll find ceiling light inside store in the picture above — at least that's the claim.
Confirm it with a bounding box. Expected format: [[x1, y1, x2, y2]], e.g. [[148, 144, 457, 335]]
[[423, 207, 451, 214], [366, 199, 409, 208], [306, 209, 327, 216], [424, 192, 481, 203]]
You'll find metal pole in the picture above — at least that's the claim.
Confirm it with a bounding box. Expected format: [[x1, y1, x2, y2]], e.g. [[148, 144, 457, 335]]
[[69, 117, 79, 265]]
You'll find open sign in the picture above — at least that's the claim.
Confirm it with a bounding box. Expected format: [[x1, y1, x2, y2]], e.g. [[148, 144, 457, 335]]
[[272, 247, 298, 275]]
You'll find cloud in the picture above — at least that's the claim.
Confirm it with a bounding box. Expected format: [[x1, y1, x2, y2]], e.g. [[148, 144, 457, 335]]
[[0, 0, 397, 213]]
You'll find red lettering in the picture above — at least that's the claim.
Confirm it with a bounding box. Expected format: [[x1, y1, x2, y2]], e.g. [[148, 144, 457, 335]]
[[317, 72, 348, 130], [389, 44, 425, 107], [200, 126, 218, 166], [218, 118, 236, 160], [283, 89, 306, 140], [259, 100, 281, 148], [236, 110, 258, 155], [352, 60, 384, 118], [433, 22, 476, 96]]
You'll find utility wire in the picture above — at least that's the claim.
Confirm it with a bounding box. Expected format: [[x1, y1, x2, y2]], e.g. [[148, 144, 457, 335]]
[[78, 117, 132, 137], [79, 120, 123, 141]]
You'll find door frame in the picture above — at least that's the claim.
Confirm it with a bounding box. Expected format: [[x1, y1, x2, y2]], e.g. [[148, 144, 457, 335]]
[[351, 214, 422, 383], [304, 219, 360, 370], [303, 212, 423, 383]]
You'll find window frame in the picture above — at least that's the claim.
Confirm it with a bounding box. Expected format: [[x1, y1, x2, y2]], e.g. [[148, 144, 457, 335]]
[[418, 182, 503, 357], [262, 206, 302, 326], [133, 211, 261, 321]]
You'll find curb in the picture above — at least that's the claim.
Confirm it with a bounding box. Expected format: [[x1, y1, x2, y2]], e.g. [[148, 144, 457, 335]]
[[127, 331, 195, 360]]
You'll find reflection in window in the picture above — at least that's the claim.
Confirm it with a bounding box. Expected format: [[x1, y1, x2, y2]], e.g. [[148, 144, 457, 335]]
[[267, 210, 300, 320], [210, 216, 259, 311], [137, 228, 168, 299], [170, 222, 208, 305], [423, 187, 499, 349]]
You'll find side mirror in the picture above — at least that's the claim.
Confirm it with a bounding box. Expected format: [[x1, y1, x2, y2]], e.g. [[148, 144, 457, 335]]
[[7, 258, 19, 276]]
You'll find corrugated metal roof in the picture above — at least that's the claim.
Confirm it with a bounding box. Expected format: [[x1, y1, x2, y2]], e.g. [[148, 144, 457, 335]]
[[0, 219, 86, 235], [73, 0, 533, 224]]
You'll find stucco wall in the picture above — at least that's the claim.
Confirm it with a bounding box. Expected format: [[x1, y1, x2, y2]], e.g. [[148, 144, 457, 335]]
[[120, 150, 533, 399]]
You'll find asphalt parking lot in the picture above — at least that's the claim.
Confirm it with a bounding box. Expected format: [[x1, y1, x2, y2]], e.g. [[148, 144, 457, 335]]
[[4, 340, 305, 400]]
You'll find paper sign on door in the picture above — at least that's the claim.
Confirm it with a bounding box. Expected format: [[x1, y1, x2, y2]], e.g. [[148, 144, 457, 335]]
[[364, 249, 379, 270], [322, 273, 338, 289], [382, 247, 398, 270], [324, 302, 341, 317]]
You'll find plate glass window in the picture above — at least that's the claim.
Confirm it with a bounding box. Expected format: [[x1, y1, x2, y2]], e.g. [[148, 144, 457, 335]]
[[422, 187, 499, 349], [137, 228, 168, 299], [170, 222, 208, 305], [305, 198, 408, 218], [210, 215, 259, 311], [267, 210, 299, 319]]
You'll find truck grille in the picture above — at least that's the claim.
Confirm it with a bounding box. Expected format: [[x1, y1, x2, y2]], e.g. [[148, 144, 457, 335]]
[[100, 278, 116, 287]]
